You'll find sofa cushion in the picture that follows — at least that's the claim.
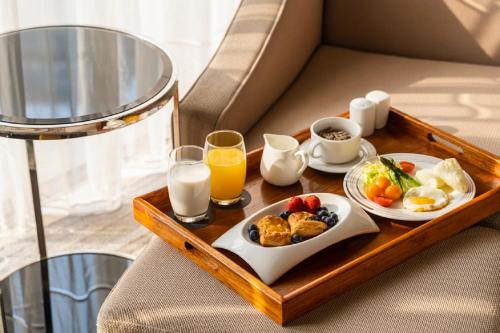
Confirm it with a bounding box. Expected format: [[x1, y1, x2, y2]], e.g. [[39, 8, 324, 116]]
[[245, 46, 500, 154], [323, 0, 500, 66], [97, 225, 500, 333]]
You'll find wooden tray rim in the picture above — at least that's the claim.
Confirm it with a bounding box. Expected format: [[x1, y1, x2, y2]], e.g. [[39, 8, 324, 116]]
[[133, 107, 500, 306]]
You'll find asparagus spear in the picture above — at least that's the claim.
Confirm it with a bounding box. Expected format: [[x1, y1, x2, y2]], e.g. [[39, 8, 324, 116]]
[[387, 166, 404, 192], [379, 156, 421, 192]]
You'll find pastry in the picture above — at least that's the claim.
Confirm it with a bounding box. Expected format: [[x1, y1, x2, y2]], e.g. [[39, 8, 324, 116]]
[[288, 211, 314, 225], [288, 212, 327, 238], [256, 215, 291, 247]]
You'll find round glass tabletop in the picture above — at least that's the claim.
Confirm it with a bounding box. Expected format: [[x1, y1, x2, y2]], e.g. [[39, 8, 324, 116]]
[[0, 25, 175, 138]]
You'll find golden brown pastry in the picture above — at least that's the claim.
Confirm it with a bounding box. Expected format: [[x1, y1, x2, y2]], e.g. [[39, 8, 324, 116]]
[[288, 212, 327, 238], [288, 212, 314, 225], [256, 215, 291, 247]]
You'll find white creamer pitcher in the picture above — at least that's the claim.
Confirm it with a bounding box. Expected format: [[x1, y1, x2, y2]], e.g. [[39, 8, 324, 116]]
[[260, 134, 308, 186]]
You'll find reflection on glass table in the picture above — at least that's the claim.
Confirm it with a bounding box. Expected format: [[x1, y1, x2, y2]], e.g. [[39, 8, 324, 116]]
[[0, 253, 132, 333]]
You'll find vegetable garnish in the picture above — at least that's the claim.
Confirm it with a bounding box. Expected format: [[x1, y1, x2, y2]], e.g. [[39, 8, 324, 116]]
[[373, 196, 393, 207], [399, 161, 415, 173], [379, 157, 420, 193], [362, 156, 421, 207]]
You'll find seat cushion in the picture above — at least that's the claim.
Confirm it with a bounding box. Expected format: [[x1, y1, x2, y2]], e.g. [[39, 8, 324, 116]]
[[97, 225, 500, 332], [245, 46, 500, 154]]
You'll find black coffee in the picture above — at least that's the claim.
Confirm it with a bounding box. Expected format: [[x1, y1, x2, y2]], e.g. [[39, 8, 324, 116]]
[[317, 127, 351, 141]]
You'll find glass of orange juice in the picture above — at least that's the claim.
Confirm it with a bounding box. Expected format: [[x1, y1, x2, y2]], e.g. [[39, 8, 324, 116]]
[[204, 130, 246, 205]]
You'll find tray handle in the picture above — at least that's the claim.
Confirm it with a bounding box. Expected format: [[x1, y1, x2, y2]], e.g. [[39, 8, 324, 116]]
[[388, 108, 500, 177], [183, 241, 220, 271], [426, 133, 464, 155]]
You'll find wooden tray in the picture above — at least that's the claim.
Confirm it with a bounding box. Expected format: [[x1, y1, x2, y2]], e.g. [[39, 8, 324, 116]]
[[134, 108, 500, 325]]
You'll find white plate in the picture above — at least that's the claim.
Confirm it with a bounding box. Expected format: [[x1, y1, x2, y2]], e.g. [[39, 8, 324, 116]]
[[343, 153, 476, 221], [212, 193, 379, 285], [299, 139, 377, 174]]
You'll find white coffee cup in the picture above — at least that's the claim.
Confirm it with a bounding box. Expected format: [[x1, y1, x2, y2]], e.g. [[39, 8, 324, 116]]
[[308, 117, 362, 164]]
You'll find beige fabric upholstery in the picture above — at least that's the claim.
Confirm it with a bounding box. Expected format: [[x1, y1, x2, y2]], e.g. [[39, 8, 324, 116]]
[[481, 213, 500, 230], [179, 0, 322, 146], [245, 46, 500, 154], [323, 0, 500, 66], [98, 225, 500, 332]]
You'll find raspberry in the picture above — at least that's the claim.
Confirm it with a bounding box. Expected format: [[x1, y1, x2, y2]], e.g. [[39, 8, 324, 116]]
[[304, 195, 321, 213], [286, 197, 306, 213]]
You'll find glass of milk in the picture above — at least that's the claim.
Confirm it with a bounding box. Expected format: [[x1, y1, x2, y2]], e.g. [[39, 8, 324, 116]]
[[168, 146, 211, 223]]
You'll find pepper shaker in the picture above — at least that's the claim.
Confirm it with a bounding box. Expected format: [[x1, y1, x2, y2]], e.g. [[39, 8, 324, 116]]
[[366, 90, 391, 129], [349, 97, 375, 137]]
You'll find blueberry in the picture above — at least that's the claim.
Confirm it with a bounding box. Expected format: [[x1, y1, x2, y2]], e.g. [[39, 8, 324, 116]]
[[318, 210, 329, 218], [325, 217, 337, 228], [319, 206, 328, 211], [249, 230, 259, 242], [279, 210, 290, 220], [320, 215, 330, 223], [291, 234, 303, 243], [248, 224, 258, 232], [328, 212, 338, 220]]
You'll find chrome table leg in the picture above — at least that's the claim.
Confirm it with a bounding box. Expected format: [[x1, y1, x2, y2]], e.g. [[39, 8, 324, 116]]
[[171, 81, 180, 148], [25, 140, 47, 260], [25, 140, 53, 331]]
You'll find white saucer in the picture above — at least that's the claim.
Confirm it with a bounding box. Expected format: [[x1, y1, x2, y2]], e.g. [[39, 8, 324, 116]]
[[299, 139, 377, 174]]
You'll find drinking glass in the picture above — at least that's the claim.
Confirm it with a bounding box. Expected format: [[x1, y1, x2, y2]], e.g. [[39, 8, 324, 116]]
[[204, 130, 246, 205], [168, 146, 211, 222]]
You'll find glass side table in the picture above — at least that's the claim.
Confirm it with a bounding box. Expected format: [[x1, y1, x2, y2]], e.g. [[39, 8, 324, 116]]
[[0, 253, 132, 332], [0, 25, 179, 332]]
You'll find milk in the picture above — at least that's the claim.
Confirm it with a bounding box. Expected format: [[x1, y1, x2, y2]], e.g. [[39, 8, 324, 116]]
[[169, 163, 211, 218]]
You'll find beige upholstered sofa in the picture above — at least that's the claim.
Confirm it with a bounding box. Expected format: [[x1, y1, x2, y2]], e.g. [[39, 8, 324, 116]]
[[98, 1, 500, 332]]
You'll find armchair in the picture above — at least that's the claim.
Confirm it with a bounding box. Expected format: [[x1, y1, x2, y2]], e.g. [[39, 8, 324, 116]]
[[179, 0, 500, 154], [98, 0, 500, 331]]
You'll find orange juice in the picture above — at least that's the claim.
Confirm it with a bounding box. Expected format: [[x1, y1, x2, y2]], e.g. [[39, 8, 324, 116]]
[[206, 148, 246, 201]]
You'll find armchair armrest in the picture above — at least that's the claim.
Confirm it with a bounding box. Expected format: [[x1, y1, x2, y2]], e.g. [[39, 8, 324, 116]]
[[178, 0, 323, 146]]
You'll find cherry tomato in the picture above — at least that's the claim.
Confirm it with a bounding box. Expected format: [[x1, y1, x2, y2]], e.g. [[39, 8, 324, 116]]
[[384, 184, 403, 199], [399, 161, 415, 173], [373, 196, 393, 207], [375, 176, 391, 190], [365, 184, 383, 199]]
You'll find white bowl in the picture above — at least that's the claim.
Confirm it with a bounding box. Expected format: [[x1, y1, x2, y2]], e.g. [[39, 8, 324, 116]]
[[212, 193, 380, 285]]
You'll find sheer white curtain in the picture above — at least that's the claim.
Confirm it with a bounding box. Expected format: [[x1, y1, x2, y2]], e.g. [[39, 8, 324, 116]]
[[0, 0, 240, 231]]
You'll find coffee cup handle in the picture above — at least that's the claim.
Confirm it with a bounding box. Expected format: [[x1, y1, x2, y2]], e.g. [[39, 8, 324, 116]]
[[294, 150, 309, 176], [308, 141, 322, 159]]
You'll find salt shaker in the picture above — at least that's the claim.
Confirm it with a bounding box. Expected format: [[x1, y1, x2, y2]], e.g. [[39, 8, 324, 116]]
[[366, 90, 391, 129], [349, 97, 375, 137]]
